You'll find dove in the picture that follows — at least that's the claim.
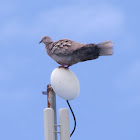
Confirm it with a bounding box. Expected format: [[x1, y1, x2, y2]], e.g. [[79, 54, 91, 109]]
[[39, 36, 113, 68]]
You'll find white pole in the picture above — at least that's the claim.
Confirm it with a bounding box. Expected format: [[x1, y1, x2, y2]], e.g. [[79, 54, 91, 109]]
[[44, 108, 55, 140], [59, 108, 70, 140]]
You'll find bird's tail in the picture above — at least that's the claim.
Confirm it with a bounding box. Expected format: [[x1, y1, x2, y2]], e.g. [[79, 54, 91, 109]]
[[97, 40, 114, 56]]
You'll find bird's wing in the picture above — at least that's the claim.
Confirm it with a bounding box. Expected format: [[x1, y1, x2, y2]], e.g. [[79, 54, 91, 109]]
[[72, 44, 100, 62], [51, 39, 85, 56]]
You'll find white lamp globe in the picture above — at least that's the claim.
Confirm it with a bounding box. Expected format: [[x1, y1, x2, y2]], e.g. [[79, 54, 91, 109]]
[[51, 68, 80, 100]]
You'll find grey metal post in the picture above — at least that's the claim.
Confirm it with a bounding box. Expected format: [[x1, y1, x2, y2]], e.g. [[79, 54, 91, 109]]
[[42, 84, 57, 140]]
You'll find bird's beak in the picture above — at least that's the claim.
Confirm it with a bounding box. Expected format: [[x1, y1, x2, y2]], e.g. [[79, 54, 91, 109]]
[[39, 40, 42, 44]]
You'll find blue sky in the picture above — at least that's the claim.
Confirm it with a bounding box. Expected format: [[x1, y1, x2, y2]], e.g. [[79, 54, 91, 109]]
[[0, 0, 140, 140]]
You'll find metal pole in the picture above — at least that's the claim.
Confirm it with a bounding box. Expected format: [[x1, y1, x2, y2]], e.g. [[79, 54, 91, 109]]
[[43, 84, 57, 140]]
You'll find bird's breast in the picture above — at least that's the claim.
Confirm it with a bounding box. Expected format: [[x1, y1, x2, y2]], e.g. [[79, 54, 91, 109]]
[[52, 54, 73, 65]]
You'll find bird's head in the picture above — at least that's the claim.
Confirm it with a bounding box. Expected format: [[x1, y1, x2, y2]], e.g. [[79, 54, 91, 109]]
[[39, 36, 53, 45]]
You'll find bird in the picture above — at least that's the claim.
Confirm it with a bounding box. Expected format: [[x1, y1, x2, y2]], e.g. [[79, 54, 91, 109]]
[[39, 36, 113, 68]]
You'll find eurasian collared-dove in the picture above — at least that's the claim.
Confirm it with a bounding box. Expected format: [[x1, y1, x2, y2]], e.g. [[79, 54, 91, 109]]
[[39, 36, 113, 68]]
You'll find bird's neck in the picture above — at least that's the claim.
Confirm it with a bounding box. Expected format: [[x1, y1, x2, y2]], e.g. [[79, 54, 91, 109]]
[[45, 42, 53, 56]]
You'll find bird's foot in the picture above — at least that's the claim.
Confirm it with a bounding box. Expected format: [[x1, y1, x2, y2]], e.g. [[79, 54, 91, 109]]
[[65, 65, 71, 68], [58, 65, 71, 69], [58, 65, 65, 68]]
